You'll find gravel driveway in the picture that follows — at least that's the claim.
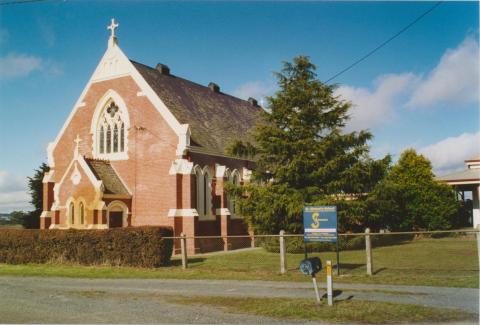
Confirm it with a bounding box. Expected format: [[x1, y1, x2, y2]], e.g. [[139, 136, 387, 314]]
[[0, 276, 477, 324]]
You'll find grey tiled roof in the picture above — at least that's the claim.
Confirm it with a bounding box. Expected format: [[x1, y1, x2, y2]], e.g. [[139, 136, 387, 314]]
[[131, 61, 262, 154], [85, 158, 130, 195]]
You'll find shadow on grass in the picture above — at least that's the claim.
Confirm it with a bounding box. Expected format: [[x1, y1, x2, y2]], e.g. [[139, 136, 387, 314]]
[[321, 290, 354, 301], [168, 258, 206, 266], [336, 263, 363, 271], [373, 267, 387, 275]]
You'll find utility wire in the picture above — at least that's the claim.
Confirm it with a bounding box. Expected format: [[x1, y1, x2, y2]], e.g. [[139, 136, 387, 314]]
[[325, 1, 443, 83], [211, 1, 443, 135], [0, 0, 54, 5]]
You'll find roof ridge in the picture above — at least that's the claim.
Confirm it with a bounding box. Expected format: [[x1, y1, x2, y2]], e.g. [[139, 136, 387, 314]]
[[129, 59, 259, 105]]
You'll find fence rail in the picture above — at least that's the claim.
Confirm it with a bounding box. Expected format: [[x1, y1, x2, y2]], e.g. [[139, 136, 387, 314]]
[[164, 228, 480, 281]]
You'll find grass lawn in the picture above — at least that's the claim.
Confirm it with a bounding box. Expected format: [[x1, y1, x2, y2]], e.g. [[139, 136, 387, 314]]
[[166, 295, 476, 324], [0, 237, 478, 288]]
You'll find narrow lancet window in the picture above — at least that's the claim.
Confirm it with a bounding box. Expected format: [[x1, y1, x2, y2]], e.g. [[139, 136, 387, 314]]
[[69, 202, 75, 225], [120, 123, 125, 152], [203, 175, 207, 216], [113, 124, 119, 152], [106, 125, 112, 153], [99, 126, 105, 153], [79, 202, 85, 225]]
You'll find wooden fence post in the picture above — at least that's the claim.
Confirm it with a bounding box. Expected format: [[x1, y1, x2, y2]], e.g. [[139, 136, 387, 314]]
[[279, 230, 287, 274], [365, 228, 373, 276], [180, 232, 188, 269], [476, 225, 480, 272]]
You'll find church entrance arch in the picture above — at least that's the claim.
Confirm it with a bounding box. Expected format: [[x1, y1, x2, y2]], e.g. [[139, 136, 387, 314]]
[[107, 201, 128, 228]]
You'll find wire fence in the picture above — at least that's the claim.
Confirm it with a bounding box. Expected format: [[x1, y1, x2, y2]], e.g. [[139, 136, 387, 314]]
[[162, 229, 479, 286]]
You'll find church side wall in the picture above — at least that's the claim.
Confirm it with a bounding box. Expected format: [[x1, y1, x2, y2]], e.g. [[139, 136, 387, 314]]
[[51, 76, 177, 228]]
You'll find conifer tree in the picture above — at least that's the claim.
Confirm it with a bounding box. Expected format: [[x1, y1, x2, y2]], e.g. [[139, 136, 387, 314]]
[[229, 56, 388, 233]]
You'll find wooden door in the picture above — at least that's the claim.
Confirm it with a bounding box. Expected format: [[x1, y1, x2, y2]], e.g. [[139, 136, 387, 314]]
[[109, 211, 123, 228]]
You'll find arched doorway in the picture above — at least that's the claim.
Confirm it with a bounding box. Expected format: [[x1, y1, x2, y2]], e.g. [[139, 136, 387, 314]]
[[107, 201, 128, 228]]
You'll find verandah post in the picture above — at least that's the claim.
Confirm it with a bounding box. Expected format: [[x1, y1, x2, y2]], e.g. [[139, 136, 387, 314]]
[[279, 230, 287, 274], [365, 228, 373, 276]]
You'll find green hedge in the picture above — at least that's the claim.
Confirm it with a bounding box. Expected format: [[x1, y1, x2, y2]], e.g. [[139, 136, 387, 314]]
[[0, 227, 173, 268]]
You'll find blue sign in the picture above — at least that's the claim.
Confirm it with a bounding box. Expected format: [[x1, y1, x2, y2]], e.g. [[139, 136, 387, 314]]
[[303, 206, 337, 243]]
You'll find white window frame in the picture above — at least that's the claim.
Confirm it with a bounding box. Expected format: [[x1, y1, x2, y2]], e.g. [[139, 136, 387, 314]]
[[91, 90, 130, 160]]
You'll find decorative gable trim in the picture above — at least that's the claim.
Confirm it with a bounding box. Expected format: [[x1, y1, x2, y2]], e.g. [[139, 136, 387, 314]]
[[53, 155, 103, 210], [47, 41, 190, 167]]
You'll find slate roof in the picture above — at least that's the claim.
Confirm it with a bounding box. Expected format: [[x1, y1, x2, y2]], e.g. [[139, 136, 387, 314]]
[[131, 61, 263, 154], [85, 158, 130, 195]]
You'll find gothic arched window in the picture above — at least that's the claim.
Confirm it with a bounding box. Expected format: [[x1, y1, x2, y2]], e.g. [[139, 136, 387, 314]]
[[79, 202, 85, 225], [96, 100, 128, 159], [99, 126, 105, 153], [203, 168, 212, 218], [229, 170, 241, 218], [69, 202, 75, 225]]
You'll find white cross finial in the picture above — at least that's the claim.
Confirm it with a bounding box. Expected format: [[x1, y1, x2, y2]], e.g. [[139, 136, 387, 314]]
[[74, 134, 82, 158], [107, 18, 119, 38]]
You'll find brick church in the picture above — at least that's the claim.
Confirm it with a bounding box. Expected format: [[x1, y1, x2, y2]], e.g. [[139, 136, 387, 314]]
[[40, 19, 260, 253]]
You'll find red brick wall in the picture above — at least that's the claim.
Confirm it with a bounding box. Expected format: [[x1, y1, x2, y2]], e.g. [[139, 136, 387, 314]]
[[57, 162, 97, 225], [51, 76, 177, 228]]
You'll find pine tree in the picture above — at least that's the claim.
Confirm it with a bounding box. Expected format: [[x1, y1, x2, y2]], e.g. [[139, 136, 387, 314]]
[[229, 56, 388, 233], [24, 162, 50, 228]]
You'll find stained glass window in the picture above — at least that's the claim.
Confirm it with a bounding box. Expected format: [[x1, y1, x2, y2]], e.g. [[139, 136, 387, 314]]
[[113, 124, 118, 152], [120, 123, 125, 152], [99, 126, 105, 153], [106, 125, 112, 153], [97, 100, 127, 157]]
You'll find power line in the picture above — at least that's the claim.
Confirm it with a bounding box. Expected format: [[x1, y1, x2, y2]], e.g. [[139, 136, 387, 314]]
[[0, 0, 54, 6], [212, 1, 443, 135], [325, 1, 443, 83]]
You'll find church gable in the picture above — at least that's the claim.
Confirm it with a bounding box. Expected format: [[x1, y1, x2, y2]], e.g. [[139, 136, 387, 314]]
[[55, 148, 102, 210]]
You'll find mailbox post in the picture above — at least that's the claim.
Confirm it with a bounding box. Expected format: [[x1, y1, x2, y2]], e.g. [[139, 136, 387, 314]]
[[299, 257, 322, 303]]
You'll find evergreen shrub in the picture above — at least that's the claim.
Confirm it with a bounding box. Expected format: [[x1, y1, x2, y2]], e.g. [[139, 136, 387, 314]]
[[0, 226, 173, 268]]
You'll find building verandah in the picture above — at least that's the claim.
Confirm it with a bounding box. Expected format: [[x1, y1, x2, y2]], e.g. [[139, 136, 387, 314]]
[[437, 157, 480, 228]]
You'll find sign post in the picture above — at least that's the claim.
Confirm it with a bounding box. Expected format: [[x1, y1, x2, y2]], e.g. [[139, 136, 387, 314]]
[[303, 206, 339, 274], [326, 260, 333, 306]]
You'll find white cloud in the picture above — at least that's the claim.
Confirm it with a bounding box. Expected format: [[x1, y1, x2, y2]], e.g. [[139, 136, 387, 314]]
[[407, 37, 479, 108], [0, 191, 32, 213], [232, 80, 275, 102], [419, 131, 480, 175], [336, 73, 417, 132], [0, 53, 43, 80], [0, 171, 31, 213]]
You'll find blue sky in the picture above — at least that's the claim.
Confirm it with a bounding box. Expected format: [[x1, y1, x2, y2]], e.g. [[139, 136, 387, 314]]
[[0, 1, 478, 212]]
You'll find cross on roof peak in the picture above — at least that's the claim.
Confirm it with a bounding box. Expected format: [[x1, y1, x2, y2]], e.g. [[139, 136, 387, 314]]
[[107, 18, 119, 39]]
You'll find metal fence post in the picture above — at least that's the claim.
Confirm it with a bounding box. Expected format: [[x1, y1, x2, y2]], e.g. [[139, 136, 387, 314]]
[[180, 232, 188, 269], [365, 228, 373, 276], [279, 230, 287, 274]]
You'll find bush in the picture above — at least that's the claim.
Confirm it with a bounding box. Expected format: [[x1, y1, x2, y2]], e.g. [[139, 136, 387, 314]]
[[0, 227, 173, 268]]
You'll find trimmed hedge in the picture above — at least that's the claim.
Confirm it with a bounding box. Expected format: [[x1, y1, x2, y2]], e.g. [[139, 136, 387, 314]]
[[0, 226, 173, 268]]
